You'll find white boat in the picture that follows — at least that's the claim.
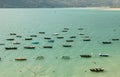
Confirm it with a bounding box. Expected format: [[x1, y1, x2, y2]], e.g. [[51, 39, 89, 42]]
[[99, 53, 109, 57]]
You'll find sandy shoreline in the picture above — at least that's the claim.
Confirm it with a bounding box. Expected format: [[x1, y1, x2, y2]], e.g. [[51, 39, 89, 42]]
[[87, 7, 120, 10]]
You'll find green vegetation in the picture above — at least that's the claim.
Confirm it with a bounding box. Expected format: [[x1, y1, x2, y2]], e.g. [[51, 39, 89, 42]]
[[0, 0, 120, 8]]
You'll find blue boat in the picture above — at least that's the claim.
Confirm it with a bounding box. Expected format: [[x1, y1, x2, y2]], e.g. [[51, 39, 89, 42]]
[[32, 42, 39, 44]]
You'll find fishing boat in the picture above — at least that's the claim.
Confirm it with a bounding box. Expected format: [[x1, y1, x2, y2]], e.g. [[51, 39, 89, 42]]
[[13, 42, 20, 45], [25, 38, 32, 40], [70, 36, 76, 38], [66, 40, 74, 42], [102, 41, 112, 44], [30, 35, 37, 37], [15, 58, 27, 61], [32, 42, 39, 44], [80, 54, 92, 58], [43, 46, 53, 48], [57, 36, 64, 39], [112, 38, 119, 41], [62, 45, 72, 47], [48, 40, 54, 42], [39, 32, 45, 34], [90, 68, 104, 72], [16, 35, 22, 38], [53, 33, 59, 36], [10, 33, 16, 35], [36, 56, 44, 60], [99, 53, 109, 57], [83, 39, 91, 41], [44, 37, 51, 39], [5, 47, 17, 50], [6, 38, 14, 41], [24, 46, 35, 49], [62, 56, 70, 59]]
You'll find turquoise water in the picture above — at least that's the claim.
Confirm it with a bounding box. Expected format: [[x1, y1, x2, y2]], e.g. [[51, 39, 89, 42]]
[[0, 8, 120, 77]]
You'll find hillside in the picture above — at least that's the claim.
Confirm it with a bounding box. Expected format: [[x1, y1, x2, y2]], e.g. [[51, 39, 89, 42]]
[[0, 0, 120, 8]]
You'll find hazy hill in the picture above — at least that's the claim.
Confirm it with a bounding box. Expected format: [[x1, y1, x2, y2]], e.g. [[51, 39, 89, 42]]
[[0, 0, 120, 8]]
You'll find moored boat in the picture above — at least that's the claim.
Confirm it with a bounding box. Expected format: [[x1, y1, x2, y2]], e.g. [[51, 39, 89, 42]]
[[90, 68, 104, 72], [25, 38, 32, 40], [15, 58, 27, 61], [102, 41, 112, 44], [10, 33, 16, 35], [5, 47, 17, 50], [112, 38, 119, 41], [66, 40, 74, 42], [43, 46, 53, 48], [39, 32, 45, 34], [70, 36, 76, 38], [57, 36, 64, 39], [62, 56, 70, 60], [83, 39, 91, 41], [32, 42, 39, 44], [24, 46, 35, 49], [99, 53, 109, 57], [62, 44, 72, 47], [6, 38, 14, 41], [80, 54, 92, 58], [30, 35, 37, 37]]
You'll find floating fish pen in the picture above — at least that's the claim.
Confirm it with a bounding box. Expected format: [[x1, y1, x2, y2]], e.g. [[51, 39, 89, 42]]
[[16, 35, 22, 38], [25, 38, 32, 40], [10, 33, 16, 35], [102, 41, 112, 44], [80, 54, 92, 58], [36, 56, 44, 60], [70, 36, 76, 38], [30, 35, 37, 37], [39, 32, 45, 34], [13, 42, 21, 45], [62, 56, 70, 60], [83, 39, 91, 41], [32, 42, 39, 44], [15, 58, 27, 61], [43, 46, 53, 48], [6, 38, 14, 41], [24, 46, 35, 49], [63, 45, 72, 47], [78, 28, 84, 30], [57, 36, 64, 39], [90, 68, 104, 72], [48, 40, 54, 42], [44, 37, 51, 39], [66, 40, 74, 42], [112, 38, 119, 41], [99, 53, 109, 57], [5, 47, 17, 50]]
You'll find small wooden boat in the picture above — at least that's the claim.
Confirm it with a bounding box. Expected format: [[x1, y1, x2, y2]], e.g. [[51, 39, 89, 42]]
[[10, 33, 16, 35], [25, 38, 32, 40], [43, 46, 53, 48], [44, 37, 51, 39], [24, 46, 35, 49], [99, 53, 109, 57], [36, 56, 44, 60], [78, 28, 84, 30], [16, 35, 22, 38], [5, 47, 17, 50], [102, 41, 112, 44], [66, 40, 74, 42], [39, 32, 45, 34], [53, 33, 59, 36], [83, 39, 91, 41], [64, 28, 69, 30], [62, 56, 70, 60], [80, 54, 92, 58], [30, 35, 37, 37], [32, 42, 39, 44], [112, 38, 119, 41], [63, 45, 72, 47], [62, 30, 68, 32], [79, 33, 84, 35], [6, 38, 14, 41], [70, 36, 76, 38], [57, 36, 64, 39], [48, 40, 54, 42], [15, 58, 27, 61], [90, 68, 104, 72], [13, 42, 21, 45]]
